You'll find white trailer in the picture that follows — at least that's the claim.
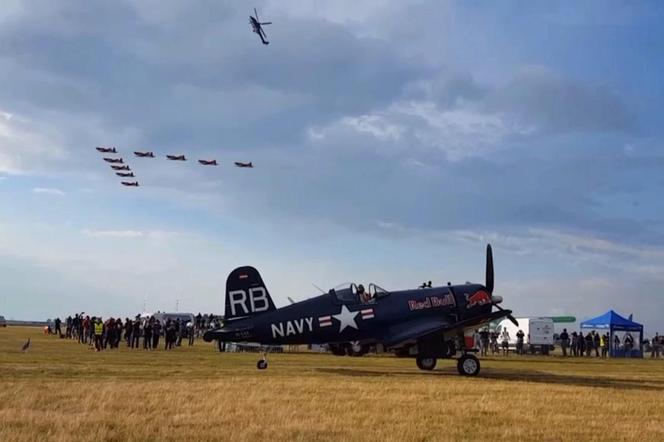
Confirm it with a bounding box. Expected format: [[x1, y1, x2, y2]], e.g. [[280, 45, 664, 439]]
[[497, 317, 555, 354]]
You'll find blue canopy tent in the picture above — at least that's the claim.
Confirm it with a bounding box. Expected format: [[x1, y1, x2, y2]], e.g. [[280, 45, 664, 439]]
[[580, 310, 643, 358]]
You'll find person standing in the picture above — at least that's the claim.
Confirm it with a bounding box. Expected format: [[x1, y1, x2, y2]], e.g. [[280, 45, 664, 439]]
[[187, 320, 195, 346], [82, 316, 90, 344], [114, 318, 123, 348], [143, 318, 153, 350], [54, 317, 62, 337], [175, 319, 183, 347], [651, 333, 660, 358], [500, 328, 510, 356], [195, 313, 203, 337], [131, 319, 141, 349], [516, 330, 525, 355], [624, 332, 634, 356], [560, 329, 569, 357], [153, 320, 161, 349], [578, 332, 586, 356], [165, 320, 176, 350], [124, 318, 132, 347], [479, 328, 489, 357], [585, 332, 593, 356], [490, 330, 498, 355], [93, 317, 104, 351], [593, 331, 600, 357]]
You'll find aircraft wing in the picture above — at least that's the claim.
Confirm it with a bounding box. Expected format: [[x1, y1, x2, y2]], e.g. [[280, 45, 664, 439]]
[[382, 309, 513, 348], [381, 317, 453, 348]]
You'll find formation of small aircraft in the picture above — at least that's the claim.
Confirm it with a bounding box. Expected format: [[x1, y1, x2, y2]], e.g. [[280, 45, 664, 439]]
[[204, 245, 517, 376], [93, 9, 267, 187], [249, 8, 271, 45], [95, 145, 254, 188]]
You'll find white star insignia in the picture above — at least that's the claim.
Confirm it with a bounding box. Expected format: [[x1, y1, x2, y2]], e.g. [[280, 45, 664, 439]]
[[333, 305, 359, 333]]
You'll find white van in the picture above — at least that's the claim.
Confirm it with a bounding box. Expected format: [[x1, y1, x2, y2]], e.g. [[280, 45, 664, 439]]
[[497, 317, 555, 354]]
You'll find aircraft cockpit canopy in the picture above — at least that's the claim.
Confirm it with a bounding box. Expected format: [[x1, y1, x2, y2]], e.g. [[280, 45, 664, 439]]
[[368, 283, 389, 298], [329, 283, 389, 304]]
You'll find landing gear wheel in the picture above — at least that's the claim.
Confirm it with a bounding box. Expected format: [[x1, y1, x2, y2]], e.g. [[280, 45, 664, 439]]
[[416, 356, 437, 371], [256, 359, 268, 370], [457, 354, 480, 376], [349, 341, 368, 357]]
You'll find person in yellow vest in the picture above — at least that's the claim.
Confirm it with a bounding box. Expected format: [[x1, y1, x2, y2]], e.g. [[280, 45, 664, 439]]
[[93, 317, 104, 352]]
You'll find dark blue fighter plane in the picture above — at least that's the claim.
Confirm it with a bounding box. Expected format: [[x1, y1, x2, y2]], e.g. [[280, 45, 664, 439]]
[[204, 245, 517, 376]]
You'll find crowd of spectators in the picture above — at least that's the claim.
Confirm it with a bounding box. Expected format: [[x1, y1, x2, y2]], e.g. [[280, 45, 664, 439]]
[[47, 313, 219, 351]]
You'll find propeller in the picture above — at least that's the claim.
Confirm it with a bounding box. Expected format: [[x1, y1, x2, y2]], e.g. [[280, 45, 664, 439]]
[[485, 244, 494, 295], [254, 8, 259, 20], [485, 244, 518, 327]]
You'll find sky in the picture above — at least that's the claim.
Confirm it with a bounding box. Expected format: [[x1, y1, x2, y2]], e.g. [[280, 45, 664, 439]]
[[1, 1, 663, 332]]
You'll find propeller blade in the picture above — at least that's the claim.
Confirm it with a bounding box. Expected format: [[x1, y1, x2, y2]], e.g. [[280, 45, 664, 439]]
[[508, 315, 519, 327], [261, 22, 272, 25], [493, 303, 518, 326], [254, 8, 259, 20], [486, 244, 494, 294]]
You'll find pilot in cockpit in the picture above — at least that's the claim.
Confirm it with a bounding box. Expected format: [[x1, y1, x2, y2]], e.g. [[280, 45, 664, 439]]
[[357, 284, 373, 304]]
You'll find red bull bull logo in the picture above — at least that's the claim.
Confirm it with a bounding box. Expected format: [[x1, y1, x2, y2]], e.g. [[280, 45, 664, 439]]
[[465, 290, 491, 308]]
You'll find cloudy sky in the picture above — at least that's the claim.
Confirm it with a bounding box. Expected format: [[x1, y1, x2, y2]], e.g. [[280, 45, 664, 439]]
[[1, 1, 663, 331]]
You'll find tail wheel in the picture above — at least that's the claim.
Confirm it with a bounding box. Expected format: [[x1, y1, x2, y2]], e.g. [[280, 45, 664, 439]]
[[416, 356, 437, 371], [256, 360, 268, 370], [457, 354, 480, 376]]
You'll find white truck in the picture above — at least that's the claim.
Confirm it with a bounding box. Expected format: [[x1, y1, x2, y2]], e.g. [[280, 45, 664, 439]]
[[497, 316, 555, 355]]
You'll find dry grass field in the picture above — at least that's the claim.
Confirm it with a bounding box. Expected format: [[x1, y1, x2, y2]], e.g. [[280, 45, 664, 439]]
[[1, 326, 663, 442]]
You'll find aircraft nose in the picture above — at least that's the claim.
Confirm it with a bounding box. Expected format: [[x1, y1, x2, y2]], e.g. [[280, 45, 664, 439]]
[[491, 295, 503, 304]]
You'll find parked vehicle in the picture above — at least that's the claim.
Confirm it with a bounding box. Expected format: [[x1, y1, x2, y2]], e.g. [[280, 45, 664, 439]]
[[497, 317, 555, 354]]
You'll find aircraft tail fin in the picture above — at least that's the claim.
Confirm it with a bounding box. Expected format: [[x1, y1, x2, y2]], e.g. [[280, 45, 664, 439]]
[[225, 266, 277, 320]]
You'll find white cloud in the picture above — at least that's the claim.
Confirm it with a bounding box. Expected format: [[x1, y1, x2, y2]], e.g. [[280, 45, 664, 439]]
[[0, 108, 67, 175], [308, 100, 533, 161], [81, 229, 181, 240], [341, 115, 403, 141], [376, 221, 664, 269], [81, 229, 144, 238], [32, 187, 65, 196]]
